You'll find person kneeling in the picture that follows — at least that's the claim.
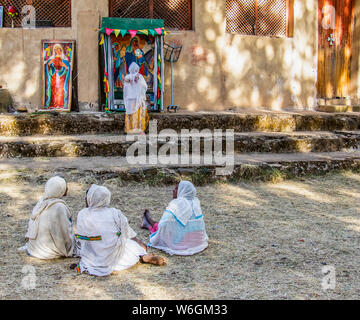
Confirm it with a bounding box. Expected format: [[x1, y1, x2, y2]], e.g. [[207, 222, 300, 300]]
[[75, 184, 165, 277], [23, 176, 75, 260], [142, 181, 209, 256]]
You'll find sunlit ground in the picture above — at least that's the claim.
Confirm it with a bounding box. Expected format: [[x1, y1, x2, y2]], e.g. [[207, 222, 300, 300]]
[[1, 171, 360, 300]]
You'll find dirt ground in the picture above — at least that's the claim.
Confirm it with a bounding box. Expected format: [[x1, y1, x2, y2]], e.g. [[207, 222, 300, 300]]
[[1, 172, 360, 300]]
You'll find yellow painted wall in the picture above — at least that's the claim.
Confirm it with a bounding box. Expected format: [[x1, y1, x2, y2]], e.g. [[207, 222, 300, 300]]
[[0, 0, 358, 112], [164, 0, 319, 111]]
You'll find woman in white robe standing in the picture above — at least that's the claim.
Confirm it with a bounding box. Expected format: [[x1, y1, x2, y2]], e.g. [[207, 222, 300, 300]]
[[75, 184, 165, 277], [142, 181, 209, 256], [123, 62, 149, 134], [24, 176, 75, 260]]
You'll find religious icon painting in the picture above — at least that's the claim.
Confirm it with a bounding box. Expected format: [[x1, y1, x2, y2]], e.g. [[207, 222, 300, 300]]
[[41, 40, 75, 112], [110, 34, 156, 111], [111, 34, 155, 93]]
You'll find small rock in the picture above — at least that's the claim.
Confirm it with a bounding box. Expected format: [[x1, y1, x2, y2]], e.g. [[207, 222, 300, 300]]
[[129, 168, 141, 175], [177, 168, 195, 176]]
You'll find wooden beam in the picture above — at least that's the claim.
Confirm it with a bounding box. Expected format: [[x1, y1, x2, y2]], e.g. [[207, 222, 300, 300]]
[[149, 0, 154, 19]]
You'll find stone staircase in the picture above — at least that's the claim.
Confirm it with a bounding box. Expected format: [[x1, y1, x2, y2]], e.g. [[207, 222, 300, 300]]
[[1, 111, 360, 184]]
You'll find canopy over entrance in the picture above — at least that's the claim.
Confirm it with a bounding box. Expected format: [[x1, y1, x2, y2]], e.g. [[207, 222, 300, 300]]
[[100, 17, 165, 36]]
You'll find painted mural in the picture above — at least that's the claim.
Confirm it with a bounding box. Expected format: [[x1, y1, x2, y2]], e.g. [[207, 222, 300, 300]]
[[111, 34, 155, 92], [42, 40, 74, 111]]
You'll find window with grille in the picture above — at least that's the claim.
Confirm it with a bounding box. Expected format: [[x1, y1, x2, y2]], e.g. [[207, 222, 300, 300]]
[[226, 0, 294, 37], [0, 0, 72, 28], [110, 0, 192, 30]]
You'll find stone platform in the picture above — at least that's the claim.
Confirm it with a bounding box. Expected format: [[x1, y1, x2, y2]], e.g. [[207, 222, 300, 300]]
[[1, 111, 360, 136], [1, 151, 360, 184], [0, 131, 360, 158], [1, 111, 360, 184]]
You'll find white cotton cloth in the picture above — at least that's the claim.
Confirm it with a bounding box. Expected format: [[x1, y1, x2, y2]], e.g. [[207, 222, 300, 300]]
[[123, 62, 148, 115], [25, 176, 75, 260], [76, 184, 146, 277], [148, 181, 209, 256]]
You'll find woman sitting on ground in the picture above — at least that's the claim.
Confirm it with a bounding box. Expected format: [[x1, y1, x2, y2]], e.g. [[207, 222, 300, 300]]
[[23, 176, 75, 260], [142, 181, 209, 256], [74, 184, 165, 277]]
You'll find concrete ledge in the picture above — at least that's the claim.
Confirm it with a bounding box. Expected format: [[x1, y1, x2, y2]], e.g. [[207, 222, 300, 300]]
[[1, 131, 360, 157], [317, 105, 360, 113], [1, 111, 360, 136], [1, 151, 360, 185]]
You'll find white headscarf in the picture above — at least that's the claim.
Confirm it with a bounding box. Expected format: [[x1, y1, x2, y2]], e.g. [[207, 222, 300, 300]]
[[128, 62, 139, 78], [123, 62, 148, 115], [50, 44, 68, 61], [166, 181, 202, 226], [87, 184, 111, 209], [26, 176, 68, 240]]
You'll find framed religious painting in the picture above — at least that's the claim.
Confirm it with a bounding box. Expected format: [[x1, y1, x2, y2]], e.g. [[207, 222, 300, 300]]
[[111, 34, 156, 111], [41, 40, 75, 112]]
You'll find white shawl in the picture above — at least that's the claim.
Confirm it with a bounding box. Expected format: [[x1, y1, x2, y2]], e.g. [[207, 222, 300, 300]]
[[76, 185, 138, 276], [24, 176, 75, 259], [148, 181, 209, 256], [123, 62, 148, 115], [26, 176, 68, 240]]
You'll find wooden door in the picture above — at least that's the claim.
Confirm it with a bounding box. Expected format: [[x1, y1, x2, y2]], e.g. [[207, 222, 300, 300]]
[[317, 0, 354, 99]]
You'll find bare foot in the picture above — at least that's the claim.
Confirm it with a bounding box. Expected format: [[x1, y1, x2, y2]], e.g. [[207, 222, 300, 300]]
[[69, 263, 78, 270], [141, 253, 167, 266], [141, 210, 151, 230], [144, 210, 156, 227]]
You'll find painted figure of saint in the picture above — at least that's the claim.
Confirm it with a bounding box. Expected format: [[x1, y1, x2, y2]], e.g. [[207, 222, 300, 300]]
[[113, 42, 126, 89], [125, 37, 148, 78], [45, 44, 71, 109]]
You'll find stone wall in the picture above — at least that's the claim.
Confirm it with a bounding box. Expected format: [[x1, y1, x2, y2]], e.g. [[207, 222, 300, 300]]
[[163, 0, 319, 111]]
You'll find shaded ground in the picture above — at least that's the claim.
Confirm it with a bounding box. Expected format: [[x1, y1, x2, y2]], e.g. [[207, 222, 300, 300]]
[[1, 172, 360, 300]]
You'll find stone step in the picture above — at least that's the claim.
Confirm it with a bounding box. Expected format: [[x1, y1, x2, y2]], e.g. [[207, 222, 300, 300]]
[[1, 151, 360, 185], [1, 111, 360, 136], [1, 131, 360, 158], [317, 105, 360, 113]]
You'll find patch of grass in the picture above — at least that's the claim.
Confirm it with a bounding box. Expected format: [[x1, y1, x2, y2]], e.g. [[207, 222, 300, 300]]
[[262, 168, 288, 183], [144, 169, 177, 186], [191, 168, 214, 186]]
